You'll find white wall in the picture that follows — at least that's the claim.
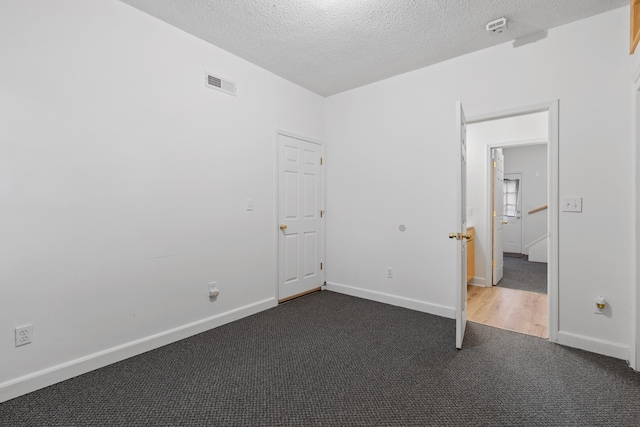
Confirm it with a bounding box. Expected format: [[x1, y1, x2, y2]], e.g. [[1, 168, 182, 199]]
[[325, 7, 633, 359], [0, 0, 324, 400], [467, 113, 547, 285], [503, 144, 548, 254]]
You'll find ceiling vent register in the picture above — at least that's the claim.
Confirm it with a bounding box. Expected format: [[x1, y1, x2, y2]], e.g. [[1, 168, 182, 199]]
[[486, 17, 507, 33], [205, 72, 236, 96]]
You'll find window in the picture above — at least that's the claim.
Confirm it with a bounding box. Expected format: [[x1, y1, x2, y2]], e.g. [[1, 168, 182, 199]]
[[503, 178, 520, 217]]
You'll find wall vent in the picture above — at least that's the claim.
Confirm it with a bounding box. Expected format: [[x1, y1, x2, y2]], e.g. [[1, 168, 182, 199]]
[[205, 72, 236, 96]]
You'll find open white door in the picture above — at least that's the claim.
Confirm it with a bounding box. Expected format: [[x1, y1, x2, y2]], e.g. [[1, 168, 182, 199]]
[[452, 101, 468, 350], [492, 149, 504, 285], [278, 133, 324, 301], [502, 173, 522, 254]]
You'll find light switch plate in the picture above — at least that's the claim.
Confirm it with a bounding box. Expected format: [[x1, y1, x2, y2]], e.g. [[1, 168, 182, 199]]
[[561, 197, 582, 212]]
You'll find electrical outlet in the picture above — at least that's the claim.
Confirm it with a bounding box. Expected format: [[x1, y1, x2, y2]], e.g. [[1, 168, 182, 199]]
[[561, 197, 582, 212], [387, 268, 393, 278], [15, 324, 32, 347]]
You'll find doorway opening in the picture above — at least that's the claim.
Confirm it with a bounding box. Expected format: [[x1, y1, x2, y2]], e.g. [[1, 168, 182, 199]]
[[463, 103, 558, 341], [276, 130, 325, 303]]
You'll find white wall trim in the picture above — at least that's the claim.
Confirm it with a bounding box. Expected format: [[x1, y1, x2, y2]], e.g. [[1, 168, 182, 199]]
[[469, 276, 488, 287], [557, 331, 630, 361], [547, 100, 560, 343], [467, 101, 554, 124], [0, 298, 276, 403], [326, 282, 455, 319], [275, 128, 324, 146], [631, 77, 640, 370], [471, 100, 559, 344]]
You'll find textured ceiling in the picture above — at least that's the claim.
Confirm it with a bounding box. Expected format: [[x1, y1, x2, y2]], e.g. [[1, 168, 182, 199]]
[[119, 0, 628, 96]]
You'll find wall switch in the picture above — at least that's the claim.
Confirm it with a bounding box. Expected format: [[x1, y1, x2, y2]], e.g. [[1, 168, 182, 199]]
[[15, 324, 32, 347], [561, 197, 582, 212], [387, 268, 393, 278], [246, 199, 253, 211]]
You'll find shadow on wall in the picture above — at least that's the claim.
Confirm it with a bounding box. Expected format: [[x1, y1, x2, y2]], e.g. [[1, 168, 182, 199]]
[[513, 30, 548, 48]]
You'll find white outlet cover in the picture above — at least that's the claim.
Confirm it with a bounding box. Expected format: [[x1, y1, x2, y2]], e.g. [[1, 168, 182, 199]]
[[15, 324, 33, 347], [561, 197, 582, 212]]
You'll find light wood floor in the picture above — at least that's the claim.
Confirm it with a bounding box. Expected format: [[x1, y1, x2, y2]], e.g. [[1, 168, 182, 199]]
[[467, 285, 548, 339]]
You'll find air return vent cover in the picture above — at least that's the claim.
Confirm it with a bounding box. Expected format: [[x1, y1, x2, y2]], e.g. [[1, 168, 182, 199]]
[[486, 17, 507, 33], [205, 71, 236, 96]]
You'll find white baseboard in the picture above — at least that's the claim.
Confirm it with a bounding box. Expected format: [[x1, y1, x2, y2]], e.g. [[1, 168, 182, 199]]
[[326, 282, 455, 319], [557, 331, 629, 361], [469, 276, 487, 287], [0, 298, 276, 403]]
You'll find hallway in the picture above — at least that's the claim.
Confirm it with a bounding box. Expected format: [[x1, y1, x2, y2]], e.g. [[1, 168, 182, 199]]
[[467, 285, 548, 339]]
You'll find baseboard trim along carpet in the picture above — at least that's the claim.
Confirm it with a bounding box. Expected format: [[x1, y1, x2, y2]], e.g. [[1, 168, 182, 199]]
[[557, 331, 629, 361], [0, 297, 277, 403], [326, 282, 455, 319]]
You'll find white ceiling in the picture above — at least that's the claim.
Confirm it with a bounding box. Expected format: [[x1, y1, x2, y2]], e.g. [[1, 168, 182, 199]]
[[119, 0, 628, 96]]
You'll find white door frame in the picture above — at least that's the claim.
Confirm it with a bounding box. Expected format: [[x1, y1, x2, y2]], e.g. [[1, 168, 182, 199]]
[[274, 129, 325, 301], [468, 100, 559, 343], [488, 144, 543, 286], [631, 68, 640, 370]]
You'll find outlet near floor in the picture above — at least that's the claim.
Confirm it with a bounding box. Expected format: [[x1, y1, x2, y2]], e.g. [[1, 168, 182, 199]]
[[15, 324, 32, 347]]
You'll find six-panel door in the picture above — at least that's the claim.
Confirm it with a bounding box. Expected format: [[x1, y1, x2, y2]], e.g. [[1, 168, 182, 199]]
[[278, 134, 323, 301]]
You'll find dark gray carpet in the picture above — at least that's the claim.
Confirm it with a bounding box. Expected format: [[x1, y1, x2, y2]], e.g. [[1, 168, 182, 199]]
[[2, 291, 639, 426], [498, 255, 547, 294]]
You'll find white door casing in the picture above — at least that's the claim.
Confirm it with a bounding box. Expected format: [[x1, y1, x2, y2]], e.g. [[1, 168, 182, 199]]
[[455, 101, 468, 350], [492, 149, 504, 285], [503, 173, 523, 254], [277, 132, 324, 301], [470, 99, 559, 343]]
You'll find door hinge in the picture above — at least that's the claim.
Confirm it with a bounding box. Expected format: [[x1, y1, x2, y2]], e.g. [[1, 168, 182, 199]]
[[320, 262, 323, 270], [320, 157, 323, 165], [320, 210, 324, 218], [492, 260, 497, 267], [493, 161, 497, 168], [493, 210, 496, 217]]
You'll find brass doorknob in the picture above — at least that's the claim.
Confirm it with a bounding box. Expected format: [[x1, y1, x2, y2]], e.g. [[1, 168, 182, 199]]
[[464, 233, 472, 240], [502, 220, 508, 224], [449, 233, 457, 239], [279, 224, 287, 230]]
